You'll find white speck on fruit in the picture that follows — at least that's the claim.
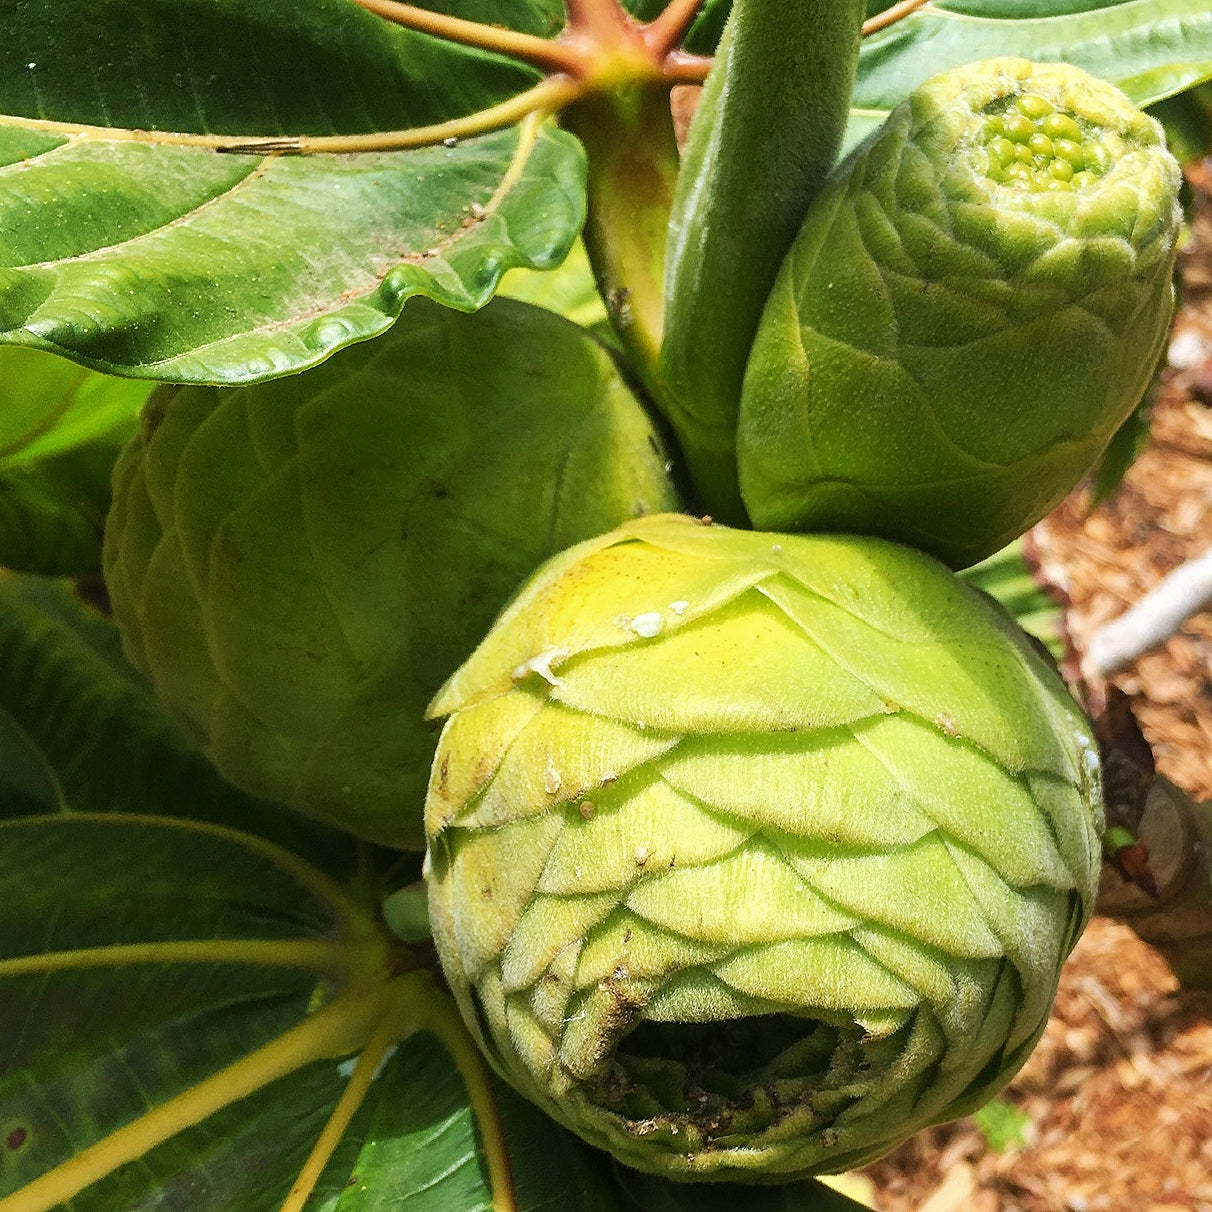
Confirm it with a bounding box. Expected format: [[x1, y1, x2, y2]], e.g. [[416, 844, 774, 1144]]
[[935, 712, 960, 737], [632, 611, 663, 638], [543, 759, 562, 795], [668, 600, 688, 615], [1074, 730, 1100, 776], [511, 647, 569, 687], [635, 846, 649, 866]]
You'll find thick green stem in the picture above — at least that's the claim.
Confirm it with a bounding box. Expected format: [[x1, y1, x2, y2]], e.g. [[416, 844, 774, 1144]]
[[659, 0, 866, 522], [560, 85, 682, 399]]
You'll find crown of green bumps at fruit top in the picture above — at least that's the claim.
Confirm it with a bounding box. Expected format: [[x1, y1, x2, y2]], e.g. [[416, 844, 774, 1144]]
[[424, 513, 1104, 1182], [738, 57, 1182, 570], [101, 297, 680, 850]]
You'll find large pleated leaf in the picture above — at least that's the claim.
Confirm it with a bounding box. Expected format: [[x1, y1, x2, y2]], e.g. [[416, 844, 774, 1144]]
[[0, 808, 848, 1210], [0, 0, 585, 381], [0, 124, 584, 383], [302, 1045, 626, 1212], [0, 813, 371, 1211], [0, 813, 611, 1211]]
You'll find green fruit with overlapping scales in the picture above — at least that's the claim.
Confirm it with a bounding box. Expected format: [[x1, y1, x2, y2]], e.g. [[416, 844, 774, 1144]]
[[738, 57, 1182, 568], [102, 298, 681, 849], [424, 513, 1104, 1181]]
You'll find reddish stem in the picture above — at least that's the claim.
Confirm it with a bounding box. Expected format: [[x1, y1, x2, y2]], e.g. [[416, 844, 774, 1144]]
[[643, 0, 705, 57], [662, 49, 713, 84], [564, 0, 631, 38], [349, 0, 582, 73]]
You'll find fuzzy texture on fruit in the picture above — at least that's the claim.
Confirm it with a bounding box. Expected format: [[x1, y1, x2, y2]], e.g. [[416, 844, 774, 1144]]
[[425, 513, 1104, 1182], [102, 298, 680, 849], [738, 58, 1181, 569]]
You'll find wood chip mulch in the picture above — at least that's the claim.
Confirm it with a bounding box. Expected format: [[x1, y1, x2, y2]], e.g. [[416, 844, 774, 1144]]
[[858, 171, 1212, 1211]]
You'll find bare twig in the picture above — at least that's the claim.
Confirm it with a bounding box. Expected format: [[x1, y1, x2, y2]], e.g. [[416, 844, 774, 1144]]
[[1082, 544, 1212, 678]]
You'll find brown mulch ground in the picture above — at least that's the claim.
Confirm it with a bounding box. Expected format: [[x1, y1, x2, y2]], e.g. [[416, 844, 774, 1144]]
[[858, 172, 1212, 1211]]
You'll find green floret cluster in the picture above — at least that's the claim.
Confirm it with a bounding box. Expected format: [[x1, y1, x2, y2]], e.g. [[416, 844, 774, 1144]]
[[974, 93, 1112, 191]]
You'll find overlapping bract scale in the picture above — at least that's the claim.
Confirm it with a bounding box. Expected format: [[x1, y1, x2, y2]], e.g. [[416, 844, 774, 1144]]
[[425, 514, 1103, 1181]]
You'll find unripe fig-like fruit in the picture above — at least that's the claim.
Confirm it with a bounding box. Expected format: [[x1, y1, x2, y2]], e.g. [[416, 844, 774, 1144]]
[[739, 58, 1181, 568], [102, 298, 681, 849], [425, 513, 1104, 1181]]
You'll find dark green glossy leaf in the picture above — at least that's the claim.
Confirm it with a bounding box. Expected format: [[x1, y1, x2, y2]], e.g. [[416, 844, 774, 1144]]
[[417, 0, 566, 38], [848, 0, 1212, 152], [0, 708, 61, 816], [0, 814, 354, 1209], [0, 0, 536, 135], [0, 812, 640, 1212], [0, 441, 119, 575], [306, 1033, 627, 1212], [422, 0, 731, 51], [618, 0, 731, 52], [0, 124, 586, 383]]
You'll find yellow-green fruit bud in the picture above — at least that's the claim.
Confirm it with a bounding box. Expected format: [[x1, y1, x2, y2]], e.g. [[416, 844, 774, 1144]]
[[739, 58, 1181, 568], [425, 514, 1104, 1181], [102, 298, 681, 849]]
